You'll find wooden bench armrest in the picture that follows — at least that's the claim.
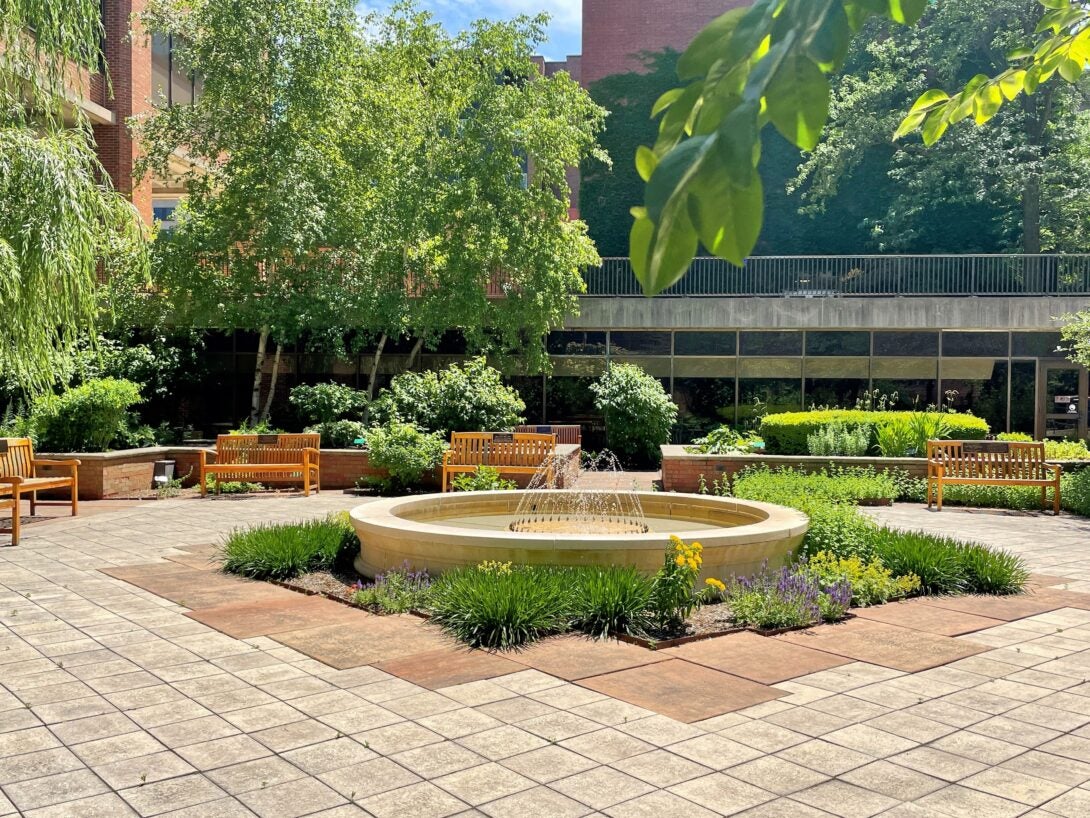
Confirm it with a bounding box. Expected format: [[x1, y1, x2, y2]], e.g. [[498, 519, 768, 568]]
[[32, 459, 79, 477], [1047, 463, 1063, 477], [0, 476, 22, 486]]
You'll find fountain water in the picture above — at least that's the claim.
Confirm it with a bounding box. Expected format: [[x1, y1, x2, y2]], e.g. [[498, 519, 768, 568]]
[[509, 451, 649, 534]]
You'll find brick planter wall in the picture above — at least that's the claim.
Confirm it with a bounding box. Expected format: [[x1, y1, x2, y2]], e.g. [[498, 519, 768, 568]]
[[36, 443, 582, 499], [660, 445, 929, 494]]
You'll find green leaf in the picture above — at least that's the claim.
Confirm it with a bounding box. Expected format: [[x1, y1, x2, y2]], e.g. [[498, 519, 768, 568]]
[[973, 83, 1003, 124], [889, 0, 928, 25], [645, 135, 714, 223], [651, 87, 685, 118], [727, 0, 780, 63], [1059, 56, 1084, 82], [906, 88, 950, 114], [714, 101, 760, 186], [643, 198, 700, 295], [1039, 0, 1072, 9], [1007, 46, 1034, 60], [999, 69, 1027, 101], [688, 164, 764, 267], [764, 54, 829, 151], [806, 2, 852, 68], [635, 145, 658, 182], [654, 82, 704, 153], [629, 213, 654, 283], [678, 8, 747, 80], [921, 109, 949, 146]]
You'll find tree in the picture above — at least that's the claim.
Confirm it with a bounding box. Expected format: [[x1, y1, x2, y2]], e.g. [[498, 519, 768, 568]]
[[136, 0, 605, 422], [0, 0, 148, 393], [628, 0, 1090, 295], [794, 2, 1090, 254]]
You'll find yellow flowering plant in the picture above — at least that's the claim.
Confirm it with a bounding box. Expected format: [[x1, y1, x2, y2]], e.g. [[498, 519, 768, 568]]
[[651, 536, 704, 631]]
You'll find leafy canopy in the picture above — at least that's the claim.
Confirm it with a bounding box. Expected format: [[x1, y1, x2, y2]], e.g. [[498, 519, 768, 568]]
[[631, 0, 1090, 294], [0, 0, 148, 392]]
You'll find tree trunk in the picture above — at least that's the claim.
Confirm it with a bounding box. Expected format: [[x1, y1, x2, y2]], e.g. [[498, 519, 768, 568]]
[[365, 333, 387, 403], [260, 341, 282, 422], [250, 327, 269, 424], [406, 337, 424, 371]]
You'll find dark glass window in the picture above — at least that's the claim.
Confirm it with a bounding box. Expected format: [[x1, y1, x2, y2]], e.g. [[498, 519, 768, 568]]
[[1012, 332, 1065, 358], [873, 331, 939, 357], [943, 361, 1009, 433], [804, 379, 870, 410], [870, 379, 938, 409], [609, 331, 671, 355], [740, 331, 803, 356], [805, 331, 871, 357], [942, 332, 1009, 358], [674, 378, 736, 441], [151, 33, 199, 108], [1009, 361, 1036, 434], [738, 378, 802, 422], [675, 331, 736, 356], [547, 331, 606, 356]]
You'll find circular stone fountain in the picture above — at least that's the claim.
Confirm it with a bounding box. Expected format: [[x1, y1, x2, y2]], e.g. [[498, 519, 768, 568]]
[[350, 488, 808, 580]]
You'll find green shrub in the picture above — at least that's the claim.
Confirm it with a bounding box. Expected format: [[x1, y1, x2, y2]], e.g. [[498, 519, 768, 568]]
[[907, 412, 952, 455], [1064, 468, 1090, 516], [289, 382, 368, 425], [32, 378, 144, 452], [570, 566, 653, 639], [427, 562, 572, 649], [875, 417, 916, 457], [807, 422, 871, 456], [353, 563, 431, 613], [590, 363, 678, 466], [451, 466, 517, 492], [204, 474, 263, 494], [220, 514, 359, 580], [890, 469, 1071, 513], [367, 421, 446, 489], [689, 426, 763, 454], [760, 410, 989, 455], [371, 357, 524, 435], [803, 551, 920, 607], [231, 418, 283, 434], [998, 433, 1090, 460], [955, 545, 1029, 595], [869, 529, 967, 595], [306, 419, 368, 448], [723, 564, 850, 629]]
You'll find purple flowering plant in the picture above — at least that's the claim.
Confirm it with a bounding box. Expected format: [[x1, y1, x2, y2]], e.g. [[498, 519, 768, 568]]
[[725, 560, 851, 630], [353, 561, 431, 614]]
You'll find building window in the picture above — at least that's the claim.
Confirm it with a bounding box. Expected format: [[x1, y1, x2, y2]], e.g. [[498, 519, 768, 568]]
[[609, 331, 671, 356], [152, 33, 199, 107], [675, 331, 736, 356], [873, 331, 939, 357], [152, 198, 180, 227], [805, 331, 871, 357], [739, 331, 803, 356]]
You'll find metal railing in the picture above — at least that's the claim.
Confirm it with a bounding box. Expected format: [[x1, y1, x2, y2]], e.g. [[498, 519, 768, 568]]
[[582, 255, 1090, 297]]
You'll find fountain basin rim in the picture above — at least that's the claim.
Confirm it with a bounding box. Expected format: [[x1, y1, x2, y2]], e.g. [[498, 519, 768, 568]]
[[349, 490, 810, 544]]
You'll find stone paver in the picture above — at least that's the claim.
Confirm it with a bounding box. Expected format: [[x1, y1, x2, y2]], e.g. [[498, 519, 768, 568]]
[[2, 496, 1090, 816]]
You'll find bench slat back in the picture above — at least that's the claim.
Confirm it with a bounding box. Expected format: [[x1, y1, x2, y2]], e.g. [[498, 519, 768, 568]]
[[927, 440, 1047, 479], [215, 434, 319, 465], [448, 432, 555, 468], [0, 438, 34, 479], [516, 424, 581, 445]]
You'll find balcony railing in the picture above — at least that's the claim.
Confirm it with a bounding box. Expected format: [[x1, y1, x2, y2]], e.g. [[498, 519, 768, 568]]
[[582, 255, 1090, 297]]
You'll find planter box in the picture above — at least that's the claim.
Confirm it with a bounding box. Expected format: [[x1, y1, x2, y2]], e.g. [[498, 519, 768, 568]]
[[660, 445, 928, 494], [36, 442, 582, 500]]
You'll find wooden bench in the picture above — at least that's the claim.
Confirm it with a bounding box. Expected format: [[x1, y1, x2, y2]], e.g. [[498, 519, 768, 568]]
[[927, 440, 1061, 513], [516, 424, 582, 445], [442, 432, 556, 492], [0, 438, 80, 545], [200, 434, 320, 496]]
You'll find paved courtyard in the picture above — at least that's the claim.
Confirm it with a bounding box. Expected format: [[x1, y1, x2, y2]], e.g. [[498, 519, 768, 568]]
[[3, 497, 1090, 816]]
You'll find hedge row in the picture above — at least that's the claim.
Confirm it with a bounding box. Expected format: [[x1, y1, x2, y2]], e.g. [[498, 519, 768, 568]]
[[759, 410, 990, 455]]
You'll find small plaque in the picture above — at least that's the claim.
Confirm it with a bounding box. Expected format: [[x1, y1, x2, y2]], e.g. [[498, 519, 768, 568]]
[[492, 433, 515, 443], [257, 434, 279, 445], [963, 441, 1009, 454], [0, 440, 7, 454]]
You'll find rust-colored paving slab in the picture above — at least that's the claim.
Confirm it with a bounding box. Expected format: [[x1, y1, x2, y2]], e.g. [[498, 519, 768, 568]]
[[775, 617, 987, 672], [377, 647, 524, 689], [664, 631, 850, 684], [510, 635, 668, 681], [579, 659, 784, 723], [853, 598, 1005, 636], [185, 596, 367, 638], [1029, 573, 1077, 589], [272, 616, 454, 670], [101, 564, 297, 609], [918, 591, 1068, 621], [1033, 588, 1090, 611]]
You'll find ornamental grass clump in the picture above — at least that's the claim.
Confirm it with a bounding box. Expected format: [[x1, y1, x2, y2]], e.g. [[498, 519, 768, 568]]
[[220, 513, 358, 580], [426, 562, 572, 649], [954, 544, 1029, 595], [570, 565, 654, 639], [869, 529, 967, 595]]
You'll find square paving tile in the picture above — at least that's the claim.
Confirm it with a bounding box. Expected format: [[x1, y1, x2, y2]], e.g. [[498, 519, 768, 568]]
[[271, 617, 453, 670], [852, 598, 1006, 636], [579, 660, 784, 723], [775, 617, 988, 672], [510, 636, 667, 681], [186, 596, 367, 639], [919, 592, 1066, 621], [377, 648, 523, 689], [665, 631, 850, 684]]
